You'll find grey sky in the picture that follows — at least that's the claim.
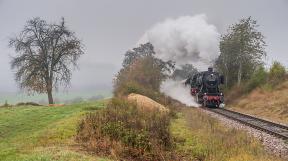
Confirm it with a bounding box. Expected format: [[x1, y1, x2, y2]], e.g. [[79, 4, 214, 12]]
[[0, 0, 287, 94]]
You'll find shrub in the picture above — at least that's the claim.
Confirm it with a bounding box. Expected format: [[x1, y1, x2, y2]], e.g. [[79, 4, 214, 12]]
[[16, 102, 41, 106], [76, 98, 174, 160], [268, 61, 286, 86], [244, 66, 268, 92]]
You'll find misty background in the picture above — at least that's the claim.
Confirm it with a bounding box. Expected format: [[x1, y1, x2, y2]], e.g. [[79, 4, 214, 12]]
[[0, 0, 287, 103]]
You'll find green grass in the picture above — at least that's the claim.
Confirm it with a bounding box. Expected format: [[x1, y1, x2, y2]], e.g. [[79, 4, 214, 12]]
[[0, 100, 109, 161]]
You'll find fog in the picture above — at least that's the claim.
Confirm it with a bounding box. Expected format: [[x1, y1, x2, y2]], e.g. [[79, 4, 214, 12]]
[[0, 0, 287, 102]]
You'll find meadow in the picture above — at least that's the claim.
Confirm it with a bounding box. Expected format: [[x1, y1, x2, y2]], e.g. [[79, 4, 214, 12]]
[[0, 101, 108, 161], [0, 98, 283, 161]]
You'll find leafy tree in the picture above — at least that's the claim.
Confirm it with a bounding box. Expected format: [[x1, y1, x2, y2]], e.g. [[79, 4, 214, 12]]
[[9, 17, 84, 104], [172, 64, 198, 80], [122, 43, 174, 73], [215, 17, 266, 87], [114, 43, 174, 98]]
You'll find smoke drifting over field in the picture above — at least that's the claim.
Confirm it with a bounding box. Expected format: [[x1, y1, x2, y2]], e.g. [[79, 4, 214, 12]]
[[160, 79, 199, 107], [139, 14, 220, 70]]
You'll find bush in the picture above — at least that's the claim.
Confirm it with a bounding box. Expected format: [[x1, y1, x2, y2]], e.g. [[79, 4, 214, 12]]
[[16, 102, 41, 106], [268, 61, 286, 86], [244, 66, 268, 92], [76, 98, 174, 160]]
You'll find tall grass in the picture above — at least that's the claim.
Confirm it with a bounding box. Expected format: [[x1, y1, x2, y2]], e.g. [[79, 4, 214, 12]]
[[171, 108, 282, 161], [76, 98, 176, 161]]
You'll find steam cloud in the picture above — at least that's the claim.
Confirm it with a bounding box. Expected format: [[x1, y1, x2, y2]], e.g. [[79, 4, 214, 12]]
[[160, 79, 199, 107], [139, 14, 220, 70], [139, 15, 220, 106]]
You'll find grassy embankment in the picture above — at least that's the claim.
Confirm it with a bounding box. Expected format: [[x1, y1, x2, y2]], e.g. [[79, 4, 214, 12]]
[[171, 108, 282, 161], [228, 81, 288, 124], [0, 101, 109, 161]]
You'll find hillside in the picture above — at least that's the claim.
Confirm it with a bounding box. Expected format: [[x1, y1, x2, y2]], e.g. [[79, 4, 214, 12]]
[[0, 101, 109, 161], [228, 81, 288, 124]]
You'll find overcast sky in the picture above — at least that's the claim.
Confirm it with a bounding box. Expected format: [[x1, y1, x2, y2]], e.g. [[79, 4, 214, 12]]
[[0, 0, 287, 94]]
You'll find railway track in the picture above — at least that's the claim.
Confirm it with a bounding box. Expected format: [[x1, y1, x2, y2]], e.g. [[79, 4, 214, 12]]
[[203, 107, 288, 140]]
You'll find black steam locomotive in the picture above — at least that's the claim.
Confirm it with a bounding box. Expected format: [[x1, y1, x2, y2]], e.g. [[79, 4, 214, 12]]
[[185, 67, 225, 107]]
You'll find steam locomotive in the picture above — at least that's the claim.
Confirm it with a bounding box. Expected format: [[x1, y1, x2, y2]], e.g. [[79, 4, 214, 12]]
[[185, 67, 225, 108]]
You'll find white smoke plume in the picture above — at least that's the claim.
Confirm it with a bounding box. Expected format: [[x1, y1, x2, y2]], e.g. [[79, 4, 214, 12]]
[[160, 79, 199, 107], [139, 15, 220, 106], [139, 14, 220, 70]]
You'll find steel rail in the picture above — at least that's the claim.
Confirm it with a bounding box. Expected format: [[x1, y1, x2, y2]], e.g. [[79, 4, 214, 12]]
[[202, 107, 288, 140]]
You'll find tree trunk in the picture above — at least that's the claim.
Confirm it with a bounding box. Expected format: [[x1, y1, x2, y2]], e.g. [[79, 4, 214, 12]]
[[47, 79, 54, 104], [47, 89, 54, 105], [225, 74, 228, 87], [237, 62, 242, 86], [224, 62, 229, 87]]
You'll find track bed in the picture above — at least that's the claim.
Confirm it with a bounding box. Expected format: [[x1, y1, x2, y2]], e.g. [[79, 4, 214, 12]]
[[203, 107, 288, 140]]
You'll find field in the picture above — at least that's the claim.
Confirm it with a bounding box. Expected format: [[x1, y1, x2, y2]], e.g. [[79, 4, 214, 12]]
[[0, 99, 282, 161], [0, 101, 109, 161]]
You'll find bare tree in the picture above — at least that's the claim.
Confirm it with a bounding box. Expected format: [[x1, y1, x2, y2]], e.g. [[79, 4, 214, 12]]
[[9, 17, 84, 104]]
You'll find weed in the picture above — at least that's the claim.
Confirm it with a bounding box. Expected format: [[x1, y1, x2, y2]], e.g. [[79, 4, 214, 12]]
[[76, 98, 175, 160]]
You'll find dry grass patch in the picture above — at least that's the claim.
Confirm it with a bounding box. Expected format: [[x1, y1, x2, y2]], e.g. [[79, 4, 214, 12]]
[[127, 93, 169, 113], [229, 81, 288, 124]]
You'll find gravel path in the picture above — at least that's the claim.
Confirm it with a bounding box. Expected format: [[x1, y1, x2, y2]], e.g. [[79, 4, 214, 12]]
[[198, 107, 288, 159]]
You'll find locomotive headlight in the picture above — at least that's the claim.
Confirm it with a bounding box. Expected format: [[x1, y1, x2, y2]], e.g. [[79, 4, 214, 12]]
[[220, 93, 223, 96], [204, 93, 207, 95]]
